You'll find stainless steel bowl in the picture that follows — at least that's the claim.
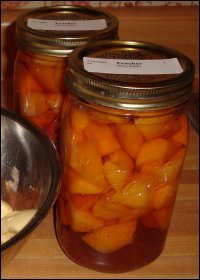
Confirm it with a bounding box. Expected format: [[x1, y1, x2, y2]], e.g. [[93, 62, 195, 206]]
[[1, 107, 61, 265]]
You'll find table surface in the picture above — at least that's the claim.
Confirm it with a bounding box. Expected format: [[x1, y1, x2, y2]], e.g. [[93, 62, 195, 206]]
[[1, 6, 199, 279]]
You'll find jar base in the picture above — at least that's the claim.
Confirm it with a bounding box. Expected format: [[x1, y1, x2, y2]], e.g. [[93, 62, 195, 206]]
[[56, 222, 168, 273]]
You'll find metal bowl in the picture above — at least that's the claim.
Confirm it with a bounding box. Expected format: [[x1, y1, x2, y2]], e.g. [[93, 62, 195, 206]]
[[1, 107, 61, 265]]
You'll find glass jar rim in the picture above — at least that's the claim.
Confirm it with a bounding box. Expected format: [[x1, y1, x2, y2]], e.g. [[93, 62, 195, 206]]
[[15, 5, 119, 57], [66, 40, 195, 110]]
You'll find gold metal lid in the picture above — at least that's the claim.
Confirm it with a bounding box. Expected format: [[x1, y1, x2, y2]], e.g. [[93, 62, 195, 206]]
[[16, 5, 119, 57], [66, 40, 195, 110]]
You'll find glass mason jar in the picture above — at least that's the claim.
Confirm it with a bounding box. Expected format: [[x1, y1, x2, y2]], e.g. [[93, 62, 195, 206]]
[[14, 5, 119, 147], [56, 40, 194, 273]]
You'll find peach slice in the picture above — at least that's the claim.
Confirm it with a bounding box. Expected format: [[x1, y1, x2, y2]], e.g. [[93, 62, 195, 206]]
[[54, 62, 66, 92], [82, 220, 137, 253], [68, 204, 104, 232], [31, 56, 66, 91], [171, 114, 188, 146], [67, 168, 104, 195], [87, 109, 129, 124], [136, 138, 178, 167], [141, 147, 186, 184], [70, 107, 90, 133], [20, 90, 49, 117], [85, 121, 121, 156], [68, 139, 106, 187], [28, 109, 56, 129], [28, 58, 66, 93], [111, 172, 155, 208], [135, 115, 170, 126], [120, 207, 150, 222], [109, 149, 135, 171], [28, 61, 57, 92], [161, 118, 181, 138], [151, 183, 177, 209], [135, 115, 180, 140], [115, 124, 145, 159], [47, 93, 64, 113], [32, 53, 60, 65], [92, 197, 132, 220], [103, 149, 135, 189], [141, 206, 173, 230], [15, 62, 44, 101], [135, 115, 169, 139], [103, 162, 132, 190], [103, 150, 134, 190], [70, 194, 99, 211], [103, 219, 118, 227]]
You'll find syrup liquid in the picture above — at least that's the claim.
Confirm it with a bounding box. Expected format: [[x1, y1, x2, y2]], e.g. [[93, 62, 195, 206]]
[[56, 220, 168, 273]]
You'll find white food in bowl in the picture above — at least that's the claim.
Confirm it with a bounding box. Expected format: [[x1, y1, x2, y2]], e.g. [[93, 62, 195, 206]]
[[1, 200, 37, 245]]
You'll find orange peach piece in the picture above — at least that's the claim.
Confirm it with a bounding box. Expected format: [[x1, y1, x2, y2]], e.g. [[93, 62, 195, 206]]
[[111, 173, 155, 208], [68, 139, 106, 187], [68, 168, 104, 195], [15, 62, 44, 95], [32, 53, 59, 66], [141, 206, 173, 230], [161, 118, 181, 138], [151, 183, 177, 209], [171, 113, 188, 145], [141, 147, 186, 184], [82, 220, 137, 253], [115, 124, 145, 159], [135, 115, 170, 140], [28, 109, 56, 129], [135, 115, 180, 140], [103, 149, 134, 190], [135, 115, 170, 126], [54, 62, 66, 92], [85, 121, 121, 156], [15, 62, 49, 117], [136, 138, 178, 168], [28, 62, 56, 91], [62, 125, 86, 169], [68, 204, 104, 232], [92, 197, 132, 220], [109, 149, 135, 171], [68, 122, 85, 144], [103, 162, 132, 190], [103, 219, 118, 227], [70, 107, 90, 133], [47, 92, 64, 113], [20, 90, 50, 117], [120, 207, 150, 222], [88, 109, 129, 124], [70, 194, 99, 211]]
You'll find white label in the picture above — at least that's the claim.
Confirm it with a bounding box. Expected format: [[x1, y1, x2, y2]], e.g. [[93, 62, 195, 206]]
[[27, 18, 107, 31], [83, 57, 184, 75]]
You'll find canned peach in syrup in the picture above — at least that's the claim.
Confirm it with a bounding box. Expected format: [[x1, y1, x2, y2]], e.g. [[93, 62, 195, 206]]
[[56, 40, 194, 272], [14, 6, 119, 146]]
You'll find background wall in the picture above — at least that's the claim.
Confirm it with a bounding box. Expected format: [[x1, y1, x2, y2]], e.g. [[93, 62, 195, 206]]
[[1, 1, 199, 9]]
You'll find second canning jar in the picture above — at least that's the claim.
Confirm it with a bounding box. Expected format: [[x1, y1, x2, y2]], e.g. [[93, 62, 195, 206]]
[[13, 5, 119, 146], [56, 40, 194, 273]]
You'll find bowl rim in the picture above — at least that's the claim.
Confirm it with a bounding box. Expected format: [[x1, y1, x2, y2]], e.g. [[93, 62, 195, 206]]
[[1, 107, 61, 251]]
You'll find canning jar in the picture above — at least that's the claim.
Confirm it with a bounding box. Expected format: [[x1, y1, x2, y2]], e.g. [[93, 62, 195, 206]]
[[56, 40, 194, 273], [14, 6, 119, 147]]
